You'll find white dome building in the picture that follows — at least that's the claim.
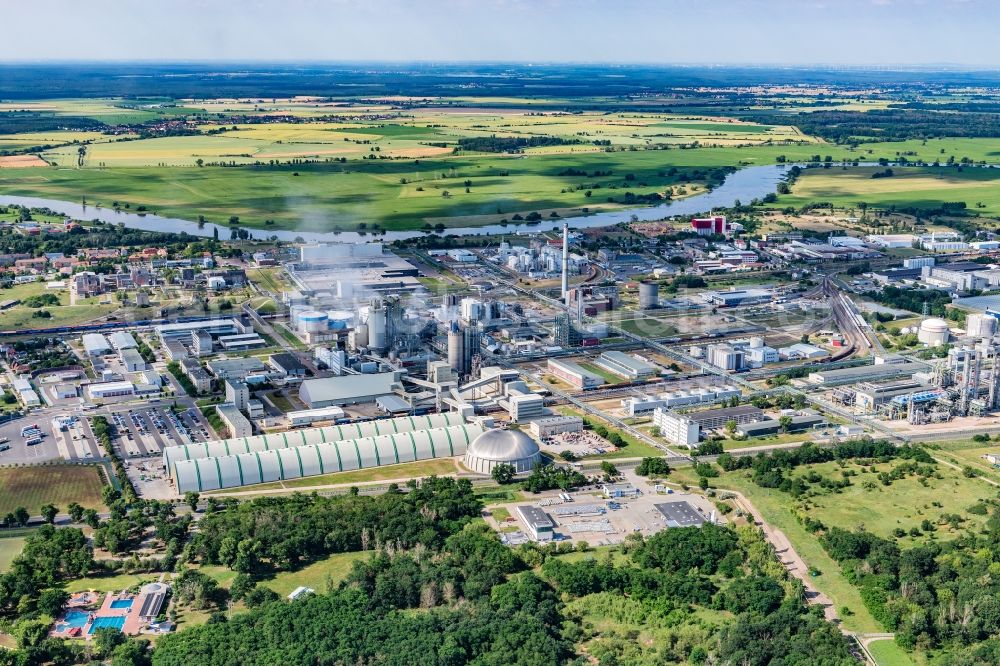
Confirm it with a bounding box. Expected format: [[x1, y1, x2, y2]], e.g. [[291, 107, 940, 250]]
[[918, 318, 950, 346], [464, 428, 542, 475]]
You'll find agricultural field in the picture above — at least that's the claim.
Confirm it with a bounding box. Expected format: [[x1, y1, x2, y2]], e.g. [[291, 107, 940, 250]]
[[0, 465, 106, 517], [775, 165, 1000, 218]]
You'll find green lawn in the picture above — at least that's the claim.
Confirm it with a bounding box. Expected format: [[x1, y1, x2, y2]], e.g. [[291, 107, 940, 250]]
[[0, 465, 106, 517], [68, 570, 161, 593], [263, 551, 369, 597], [868, 639, 915, 666], [0, 537, 25, 573]]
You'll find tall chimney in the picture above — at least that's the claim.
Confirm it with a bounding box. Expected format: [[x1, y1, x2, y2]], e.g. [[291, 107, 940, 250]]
[[561, 222, 569, 303]]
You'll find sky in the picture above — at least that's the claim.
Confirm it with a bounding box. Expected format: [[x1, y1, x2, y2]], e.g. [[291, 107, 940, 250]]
[[3, 0, 1000, 66]]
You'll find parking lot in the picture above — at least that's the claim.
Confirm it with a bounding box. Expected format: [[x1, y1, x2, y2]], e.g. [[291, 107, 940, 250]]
[[109, 405, 211, 458], [0, 410, 105, 464]]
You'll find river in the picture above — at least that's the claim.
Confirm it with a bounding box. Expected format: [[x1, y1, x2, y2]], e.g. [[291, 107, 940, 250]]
[[0, 163, 792, 243]]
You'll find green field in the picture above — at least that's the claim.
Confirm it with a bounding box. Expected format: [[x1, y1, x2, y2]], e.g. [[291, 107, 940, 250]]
[[775, 165, 1000, 218], [868, 639, 916, 666], [0, 465, 106, 517], [0, 536, 25, 573]]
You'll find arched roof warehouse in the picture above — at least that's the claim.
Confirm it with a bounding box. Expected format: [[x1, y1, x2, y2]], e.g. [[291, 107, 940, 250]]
[[172, 422, 484, 493], [163, 411, 464, 471]]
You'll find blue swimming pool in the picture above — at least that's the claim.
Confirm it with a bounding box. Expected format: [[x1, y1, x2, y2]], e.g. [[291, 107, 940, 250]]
[[110, 599, 133, 609], [58, 610, 90, 630], [88, 616, 125, 634]]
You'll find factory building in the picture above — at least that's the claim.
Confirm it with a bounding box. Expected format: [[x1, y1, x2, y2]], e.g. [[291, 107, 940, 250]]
[[463, 428, 542, 475], [298, 371, 403, 408], [595, 351, 656, 381], [171, 421, 484, 493], [708, 344, 745, 371], [207, 357, 270, 381], [621, 385, 741, 417], [702, 288, 773, 308], [651, 409, 700, 448], [216, 403, 253, 439], [547, 359, 603, 390], [163, 411, 467, 468], [691, 215, 728, 236], [506, 393, 546, 422], [529, 415, 584, 438]]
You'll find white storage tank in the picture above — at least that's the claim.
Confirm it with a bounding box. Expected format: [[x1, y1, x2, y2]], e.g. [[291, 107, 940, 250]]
[[326, 310, 353, 330], [918, 317, 950, 346], [298, 310, 329, 334], [368, 307, 387, 349], [966, 313, 997, 339], [749, 336, 765, 348]]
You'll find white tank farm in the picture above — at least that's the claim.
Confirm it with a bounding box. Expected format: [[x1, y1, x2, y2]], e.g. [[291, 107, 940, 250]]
[[163, 411, 465, 470], [325, 310, 353, 330], [172, 421, 484, 493]]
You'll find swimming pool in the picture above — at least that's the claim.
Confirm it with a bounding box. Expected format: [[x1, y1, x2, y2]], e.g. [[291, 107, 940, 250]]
[[110, 599, 133, 609], [57, 610, 90, 630], [88, 616, 125, 634]]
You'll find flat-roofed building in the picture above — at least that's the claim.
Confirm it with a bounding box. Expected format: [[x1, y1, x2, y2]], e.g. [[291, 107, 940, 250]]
[[286, 406, 347, 427], [179, 358, 212, 393], [108, 331, 137, 351], [224, 380, 249, 412], [737, 414, 826, 437], [595, 351, 656, 380], [506, 393, 545, 422], [163, 339, 189, 361], [515, 505, 554, 541], [602, 482, 641, 498], [216, 403, 252, 439], [529, 415, 584, 438], [192, 330, 213, 357], [808, 362, 919, 386], [218, 334, 266, 351], [207, 357, 269, 381], [547, 358, 603, 390], [652, 409, 700, 447], [685, 405, 763, 430], [156, 318, 248, 343], [87, 381, 135, 400]]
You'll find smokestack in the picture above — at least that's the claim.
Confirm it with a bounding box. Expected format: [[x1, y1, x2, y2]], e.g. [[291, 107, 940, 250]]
[[561, 222, 569, 303]]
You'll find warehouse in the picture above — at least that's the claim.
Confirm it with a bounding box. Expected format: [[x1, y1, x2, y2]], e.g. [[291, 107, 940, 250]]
[[594, 351, 656, 380], [546, 358, 603, 390], [464, 428, 542, 475], [82, 333, 112, 357], [163, 411, 466, 468], [207, 357, 269, 381], [515, 505, 554, 541], [529, 415, 583, 438], [299, 371, 403, 408], [171, 421, 485, 493]]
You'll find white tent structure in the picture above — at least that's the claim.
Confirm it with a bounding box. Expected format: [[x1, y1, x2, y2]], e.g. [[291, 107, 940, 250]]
[[163, 411, 465, 471], [172, 422, 484, 493]]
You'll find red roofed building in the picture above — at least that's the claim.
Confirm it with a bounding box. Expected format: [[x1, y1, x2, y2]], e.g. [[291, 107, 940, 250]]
[[691, 216, 728, 236]]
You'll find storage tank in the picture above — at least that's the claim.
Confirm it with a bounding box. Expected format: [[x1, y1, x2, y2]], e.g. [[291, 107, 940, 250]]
[[367, 305, 387, 350], [638, 281, 659, 310], [918, 317, 950, 346], [749, 336, 765, 348], [325, 310, 353, 330], [448, 322, 466, 373], [298, 310, 329, 334], [351, 323, 369, 349], [966, 313, 997, 339]]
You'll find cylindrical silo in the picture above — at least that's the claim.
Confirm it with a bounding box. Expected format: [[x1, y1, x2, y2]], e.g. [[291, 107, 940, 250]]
[[638, 281, 659, 310], [966, 313, 997, 339], [448, 322, 466, 373], [298, 310, 328, 334], [368, 305, 387, 350]]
